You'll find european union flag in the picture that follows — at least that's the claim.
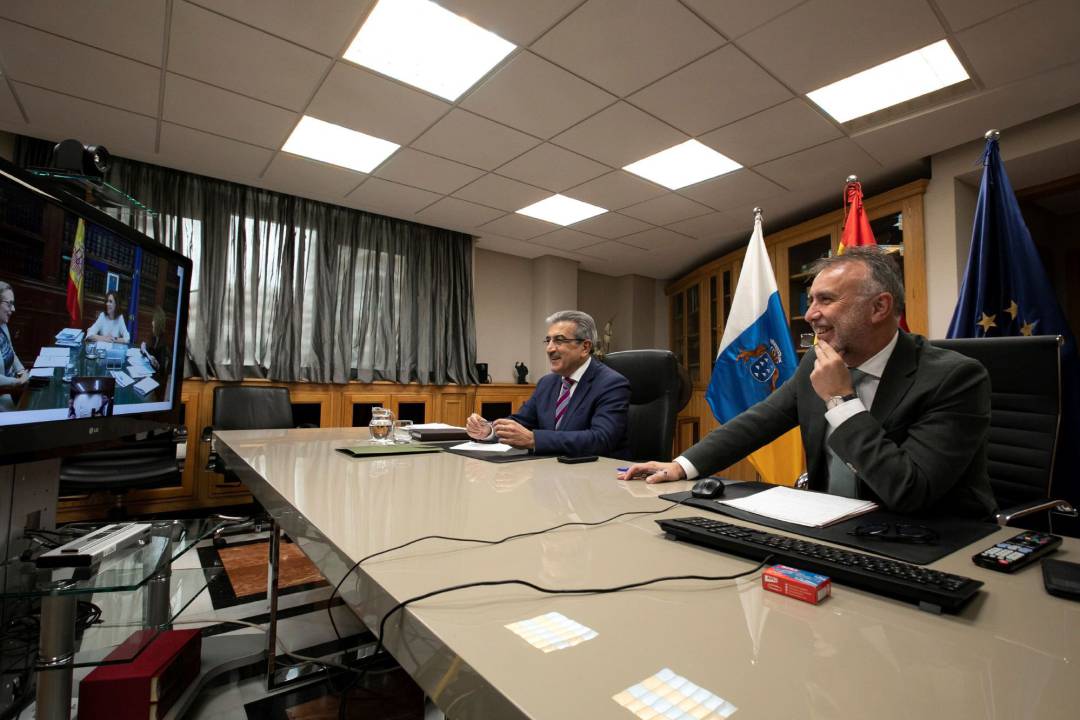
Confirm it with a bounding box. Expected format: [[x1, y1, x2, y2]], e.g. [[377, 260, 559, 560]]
[[948, 132, 1080, 533]]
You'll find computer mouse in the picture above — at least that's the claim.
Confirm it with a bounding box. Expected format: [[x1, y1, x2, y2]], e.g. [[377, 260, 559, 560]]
[[691, 477, 725, 499]]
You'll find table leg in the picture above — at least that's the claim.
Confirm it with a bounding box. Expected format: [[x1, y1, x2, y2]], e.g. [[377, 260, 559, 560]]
[[35, 580, 76, 720]]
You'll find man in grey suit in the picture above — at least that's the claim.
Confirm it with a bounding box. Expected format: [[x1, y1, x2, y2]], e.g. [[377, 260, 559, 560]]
[[619, 247, 997, 519]]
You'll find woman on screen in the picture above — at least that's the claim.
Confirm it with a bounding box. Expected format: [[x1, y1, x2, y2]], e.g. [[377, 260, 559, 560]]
[[0, 280, 28, 411], [141, 305, 170, 377], [86, 290, 130, 344]]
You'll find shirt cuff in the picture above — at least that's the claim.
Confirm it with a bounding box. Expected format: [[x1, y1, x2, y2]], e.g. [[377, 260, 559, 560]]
[[824, 397, 868, 429], [673, 456, 699, 481]]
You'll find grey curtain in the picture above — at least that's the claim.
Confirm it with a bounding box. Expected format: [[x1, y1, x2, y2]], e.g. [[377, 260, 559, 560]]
[[15, 136, 479, 384]]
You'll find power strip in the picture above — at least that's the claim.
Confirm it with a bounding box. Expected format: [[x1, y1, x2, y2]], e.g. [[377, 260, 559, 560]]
[[35, 522, 152, 568]]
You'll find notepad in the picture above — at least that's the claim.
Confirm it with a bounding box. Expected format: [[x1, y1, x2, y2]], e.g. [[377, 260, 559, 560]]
[[717, 486, 877, 528]]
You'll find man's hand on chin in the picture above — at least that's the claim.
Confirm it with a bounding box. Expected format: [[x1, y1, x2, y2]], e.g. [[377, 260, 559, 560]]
[[492, 419, 535, 449]]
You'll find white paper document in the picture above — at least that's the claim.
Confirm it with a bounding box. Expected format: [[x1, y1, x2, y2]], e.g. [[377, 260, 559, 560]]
[[40, 347, 70, 357], [718, 486, 877, 528], [410, 422, 462, 430], [132, 377, 159, 395], [33, 355, 68, 368], [110, 370, 135, 388], [28, 367, 55, 378], [451, 441, 514, 453], [127, 364, 153, 378]]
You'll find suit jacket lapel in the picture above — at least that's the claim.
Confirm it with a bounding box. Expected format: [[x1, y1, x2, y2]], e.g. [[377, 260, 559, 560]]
[[560, 360, 596, 426], [869, 332, 919, 423]]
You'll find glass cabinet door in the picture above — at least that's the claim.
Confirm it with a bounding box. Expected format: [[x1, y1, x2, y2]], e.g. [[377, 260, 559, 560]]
[[787, 235, 832, 354], [686, 284, 700, 384]]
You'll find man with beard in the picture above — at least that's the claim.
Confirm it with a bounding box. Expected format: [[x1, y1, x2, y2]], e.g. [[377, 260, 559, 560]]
[[466, 310, 630, 458], [618, 247, 996, 518]]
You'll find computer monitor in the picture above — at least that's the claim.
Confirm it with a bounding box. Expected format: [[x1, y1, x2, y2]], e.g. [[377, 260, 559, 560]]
[[0, 155, 192, 464]]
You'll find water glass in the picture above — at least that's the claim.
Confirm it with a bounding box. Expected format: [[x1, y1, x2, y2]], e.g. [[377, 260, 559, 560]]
[[369, 407, 394, 445], [393, 420, 414, 444]]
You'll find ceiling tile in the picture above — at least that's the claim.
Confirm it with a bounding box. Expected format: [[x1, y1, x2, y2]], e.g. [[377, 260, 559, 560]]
[[552, 102, 685, 168], [461, 51, 615, 138], [0, 20, 159, 116], [413, 109, 539, 170], [374, 148, 484, 195], [156, 122, 275, 185], [436, 0, 583, 45], [479, 212, 559, 240], [163, 73, 296, 149], [474, 233, 552, 259], [452, 173, 549, 212], [755, 138, 881, 191], [531, 0, 724, 97], [618, 226, 691, 250], [195, 0, 371, 55], [532, 228, 600, 251], [10, 83, 157, 158], [416, 197, 505, 230], [629, 46, 791, 136], [578, 240, 652, 261], [681, 0, 804, 39], [933, 0, 1031, 31], [665, 211, 747, 241], [700, 99, 842, 167], [261, 152, 366, 201], [496, 143, 609, 192], [345, 177, 441, 217], [852, 60, 1080, 166], [677, 169, 788, 212], [620, 193, 713, 225], [563, 170, 666, 209], [569, 212, 652, 239], [308, 63, 450, 146], [737, 0, 945, 93], [0, 0, 166, 65], [168, 1, 330, 111], [956, 0, 1080, 88]]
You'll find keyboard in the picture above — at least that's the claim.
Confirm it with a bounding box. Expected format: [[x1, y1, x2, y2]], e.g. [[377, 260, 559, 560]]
[[657, 517, 983, 614]]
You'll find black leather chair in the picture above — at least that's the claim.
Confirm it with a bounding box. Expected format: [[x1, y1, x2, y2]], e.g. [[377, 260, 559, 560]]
[[931, 335, 1077, 529], [59, 427, 186, 520], [603, 349, 691, 462]]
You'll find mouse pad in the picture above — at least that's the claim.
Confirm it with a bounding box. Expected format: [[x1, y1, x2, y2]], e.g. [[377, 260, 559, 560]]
[[660, 481, 998, 565]]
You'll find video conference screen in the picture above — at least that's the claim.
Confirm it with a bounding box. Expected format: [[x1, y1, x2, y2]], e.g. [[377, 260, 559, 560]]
[[0, 165, 187, 428]]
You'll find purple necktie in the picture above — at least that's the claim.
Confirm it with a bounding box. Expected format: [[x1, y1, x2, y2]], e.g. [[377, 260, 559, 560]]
[[554, 378, 575, 428]]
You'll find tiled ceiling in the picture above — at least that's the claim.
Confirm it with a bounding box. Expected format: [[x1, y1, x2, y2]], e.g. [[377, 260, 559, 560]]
[[1, 0, 1078, 279]]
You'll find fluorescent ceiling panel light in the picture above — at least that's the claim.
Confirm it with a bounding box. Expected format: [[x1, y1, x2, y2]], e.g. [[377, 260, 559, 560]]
[[808, 40, 969, 123], [623, 140, 741, 190], [344, 0, 516, 101], [517, 194, 607, 226], [282, 116, 400, 173]]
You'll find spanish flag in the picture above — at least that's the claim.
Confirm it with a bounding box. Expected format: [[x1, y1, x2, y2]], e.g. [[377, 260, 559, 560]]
[[65, 219, 85, 327], [839, 179, 908, 331]]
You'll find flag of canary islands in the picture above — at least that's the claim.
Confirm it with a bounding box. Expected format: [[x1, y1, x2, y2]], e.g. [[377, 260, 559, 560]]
[[705, 214, 804, 486]]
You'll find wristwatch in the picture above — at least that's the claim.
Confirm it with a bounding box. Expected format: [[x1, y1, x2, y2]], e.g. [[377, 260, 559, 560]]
[[825, 393, 858, 411]]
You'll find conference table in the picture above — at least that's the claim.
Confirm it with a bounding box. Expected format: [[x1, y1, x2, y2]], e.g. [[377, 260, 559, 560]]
[[215, 427, 1080, 719]]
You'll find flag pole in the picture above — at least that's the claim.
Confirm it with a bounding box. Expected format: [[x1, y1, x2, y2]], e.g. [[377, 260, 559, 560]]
[[985, 128, 1000, 140]]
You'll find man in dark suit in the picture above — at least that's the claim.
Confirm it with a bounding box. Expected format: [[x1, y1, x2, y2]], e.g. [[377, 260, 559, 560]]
[[619, 248, 997, 518], [466, 310, 630, 457]]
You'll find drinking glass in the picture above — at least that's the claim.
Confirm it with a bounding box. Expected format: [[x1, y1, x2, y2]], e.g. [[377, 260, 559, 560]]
[[393, 419, 413, 444], [368, 407, 394, 445]]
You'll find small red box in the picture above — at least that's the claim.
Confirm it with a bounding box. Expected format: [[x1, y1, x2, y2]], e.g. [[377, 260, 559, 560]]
[[762, 564, 831, 605]]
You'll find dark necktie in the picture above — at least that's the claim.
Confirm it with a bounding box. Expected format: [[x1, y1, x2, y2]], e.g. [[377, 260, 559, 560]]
[[826, 368, 867, 498], [554, 378, 575, 428]]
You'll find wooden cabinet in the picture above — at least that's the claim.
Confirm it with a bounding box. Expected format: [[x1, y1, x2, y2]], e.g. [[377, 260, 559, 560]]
[[665, 180, 929, 483]]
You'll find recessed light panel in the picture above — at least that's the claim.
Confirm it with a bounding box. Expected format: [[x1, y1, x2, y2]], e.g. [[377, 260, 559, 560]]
[[808, 40, 969, 123], [282, 116, 400, 173], [344, 0, 516, 101], [623, 140, 741, 190], [517, 194, 607, 226]]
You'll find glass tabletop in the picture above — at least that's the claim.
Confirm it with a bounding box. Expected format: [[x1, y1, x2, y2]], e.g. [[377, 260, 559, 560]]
[[0, 518, 224, 599]]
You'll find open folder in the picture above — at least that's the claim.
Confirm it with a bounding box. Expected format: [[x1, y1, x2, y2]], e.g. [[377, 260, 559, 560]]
[[716, 486, 877, 528]]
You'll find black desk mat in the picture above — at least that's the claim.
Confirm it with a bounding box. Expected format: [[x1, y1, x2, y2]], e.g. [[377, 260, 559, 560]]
[[661, 481, 998, 565], [441, 447, 552, 463]]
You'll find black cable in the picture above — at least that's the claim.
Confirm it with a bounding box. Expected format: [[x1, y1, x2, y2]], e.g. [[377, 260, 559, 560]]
[[325, 496, 691, 642]]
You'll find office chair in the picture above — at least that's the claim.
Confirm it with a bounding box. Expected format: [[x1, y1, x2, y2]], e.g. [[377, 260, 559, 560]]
[[200, 385, 310, 543], [603, 349, 691, 462], [931, 335, 1077, 530], [59, 427, 186, 520]]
